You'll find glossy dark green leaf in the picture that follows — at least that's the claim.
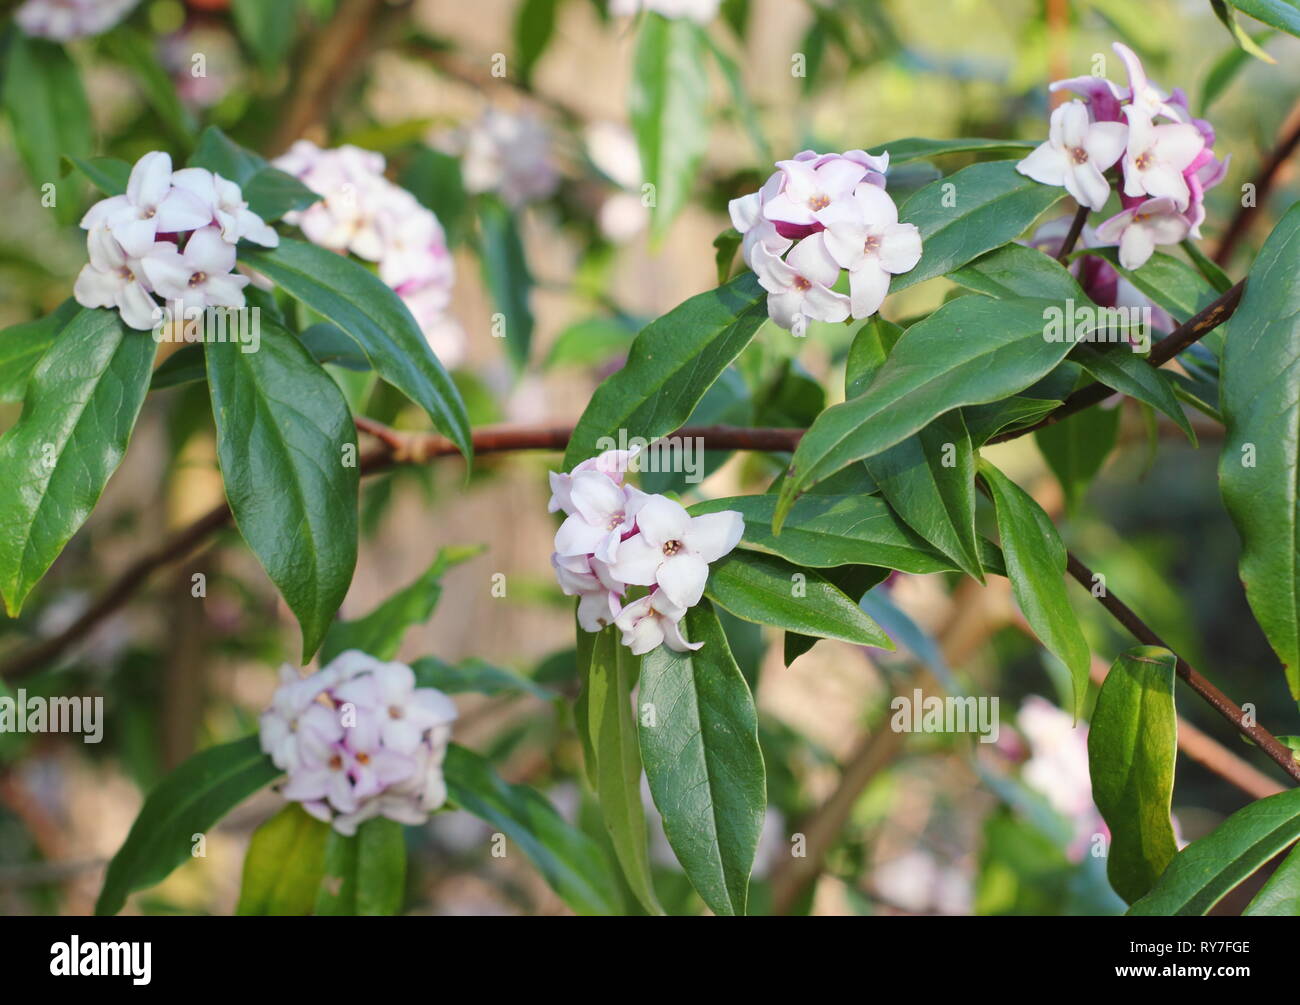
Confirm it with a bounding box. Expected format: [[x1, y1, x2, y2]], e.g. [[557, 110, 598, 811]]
[[562, 272, 766, 469], [892, 160, 1066, 293], [1211, 0, 1279, 61], [1225, 0, 1300, 39], [706, 550, 893, 649], [1073, 343, 1196, 442], [64, 155, 130, 196], [319, 545, 481, 664], [0, 298, 80, 403], [0, 309, 155, 616], [478, 197, 533, 369], [443, 743, 623, 915], [639, 602, 766, 916], [314, 817, 406, 916], [96, 735, 280, 915], [1242, 841, 1300, 915], [188, 126, 318, 222], [783, 564, 892, 665], [980, 460, 1091, 714], [1077, 247, 1220, 326], [1130, 788, 1300, 915], [243, 238, 471, 460], [578, 627, 663, 914], [1218, 203, 1300, 698], [1088, 647, 1179, 904], [867, 137, 1039, 165], [206, 321, 359, 659], [2, 33, 91, 224], [1035, 405, 1120, 513], [630, 13, 710, 239], [776, 296, 1078, 526], [236, 804, 330, 915], [950, 241, 1085, 302]]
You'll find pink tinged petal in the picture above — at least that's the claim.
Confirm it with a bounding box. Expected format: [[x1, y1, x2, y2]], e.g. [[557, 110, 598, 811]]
[[80, 194, 129, 230], [613, 594, 653, 632], [73, 265, 121, 310], [1065, 161, 1112, 213], [1058, 101, 1091, 150], [607, 534, 663, 587], [577, 590, 619, 632], [1095, 207, 1136, 243], [1139, 164, 1191, 209], [773, 159, 820, 204], [728, 191, 762, 233], [799, 283, 851, 324], [684, 510, 744, 562], [590, 557, 624, 594], [592, 528, 624, 565], [1118, 224, 1157, 270], [751, 243, 797, 294], [848, 261, 891, 319], [1016, 143, 1069, 187], [87, 226, 127, 270], [767, 291, 805, 331], [200, 273, 249, 309], [785, 233, 842, 288], [851, 181, 900, 225], [662, 616, 704, 652], [877, 223, 922, 274], [1152, 123, 1205, 172], [238, 209, 280, 247], [622, 615, 665, 656], [1085, 121, 1128, 171], [554, 513, 609, 557], [111, 217, 160, 259], [813, 156, 869, 198], [1113, 42, 1149, 100], [127, 151, 173, 208], [761, 192, 815, 226], [168, 167, 217, 207], [568, 469, 625, 525], [116, 283, 160, 331], [282, 767, 332, 802], [1143, 208, 1190, 244], [184, 226, 237, 273], [656, 553, 710, 608], [634, 494, 691, 548]]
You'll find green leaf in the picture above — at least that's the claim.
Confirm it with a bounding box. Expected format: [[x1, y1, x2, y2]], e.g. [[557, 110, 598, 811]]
[[411, 656, 556, 700], [231, 0, 300, 72], [892, 160, 1067, 293], [102, 28, 196, 148], [314, 817, 406, 916], [513, 0, 559, 85], [2, 32, 91, 224], [319, 545, 481, 664], [1224, 0, 1300, 40], [1077, 247, 1220, 326], [0, 309, 155, 616], [0, 299, 80, 403], [545, 316, 636, 369], [188, 126, 318, 222], [950, 242, 1085, 302], [206, 320, 359, 659], [867, 137, 1040, 165], [64, 155, 130, 196], [1212, 0, 1280, 61], [243, 238, 471, 460], [1035, 405, 1121, 513], [1130, 788, 1300, 915], [691, 494, 992, 575], [783, 565, 892, 665], [578, 627, 663, 914], [866, 411, 984, 581], [562, 272, 766, 469], [845, 314, 902, 397], [1218, 203, 1300, 698], [1242, 841, 1300, 915], [443, 743, 623, 915], [1200, 32, 1274, 112], [96, 736, 280, 915], [705, 550, 893, 649], [979, 460, 1091, 715], [1073, 344, 1197, 442], [478, 197, 534, 369], [1088, 647, 1179, 904], [775, 296, 1078, 526], [639, 602, 766, 916], [630, 12, 710, 239], [237, 804, 330, 915], [400, 146, 468, 247]]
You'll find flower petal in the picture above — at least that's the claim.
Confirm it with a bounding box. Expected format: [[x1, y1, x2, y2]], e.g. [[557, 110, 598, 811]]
[[685, 510, 744, 562]]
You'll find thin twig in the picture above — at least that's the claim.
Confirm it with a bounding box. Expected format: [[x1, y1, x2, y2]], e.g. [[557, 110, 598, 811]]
[[1214, 97, 1300, 267], [1056, 202, 1089, 263]]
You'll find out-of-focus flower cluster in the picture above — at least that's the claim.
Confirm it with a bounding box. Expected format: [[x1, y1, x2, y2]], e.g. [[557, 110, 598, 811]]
[[273, 140, 464, 366], [15, 0, 138, 41], [549, 448, 744, 655], [260, 650, 458, 836], [438, 108, 560, 210], [609, 0, 720, 23], [729, 150, 922, 332], [74, 151, 276, 330], [1018, 42, 1229, 270]]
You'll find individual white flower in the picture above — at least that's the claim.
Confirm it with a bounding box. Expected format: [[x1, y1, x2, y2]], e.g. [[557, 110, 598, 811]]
[[608, 495, 744, 608], [259, 666, 345, 773], [1095, 197, 1190, 270], [15, 0, 139, 41], [751, 235, 851, 331], [333, 658, 458, 758], [81, 151, 211, 258], [1016, 100, 1128, 211], [72, 226, 159, 331], [614, 591, 701, 655], [1120, 105, 1204, 210], [141, 226, 250, 315], [554, 472, 648, 564], [170, 167, 280, 247], [818, 183, 922, 319], [548, 447, 638, 514]]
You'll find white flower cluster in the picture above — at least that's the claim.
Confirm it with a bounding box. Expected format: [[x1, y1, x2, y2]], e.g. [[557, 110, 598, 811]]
[[609, 0, 720, 24], [74, 151, 277, 331], [260, 651, 458, 836], [15, 0, 138, 41], [445, 108, 560, 209], [273, 140, 464, 366], [549, 449, 744, 655], [729, 150, 922, 333]]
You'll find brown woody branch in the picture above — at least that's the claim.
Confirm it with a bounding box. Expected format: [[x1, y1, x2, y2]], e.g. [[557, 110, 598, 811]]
[[1213, 97, 1300, 267]]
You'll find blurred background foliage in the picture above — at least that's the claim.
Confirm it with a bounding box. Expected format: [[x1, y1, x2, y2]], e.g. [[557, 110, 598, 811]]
[[0, 0, 1297, 915]]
